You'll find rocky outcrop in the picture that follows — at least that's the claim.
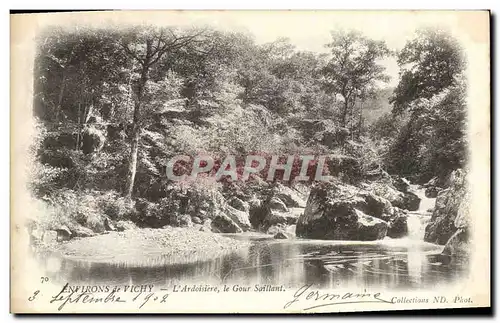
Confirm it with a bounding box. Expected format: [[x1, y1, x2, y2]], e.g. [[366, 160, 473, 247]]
[[423, 176, 442, 198], [296, 183, 389, 241], [424, 169, 470, 257], [441, 228, 469, 258], [355, 209, 389, 240], [392, 191, 421, 211], [133, 188, 254, 233], [269, 197, 288, 212], [275, 184, 307, 208], [425, 186, 441, 198], [224, 206, 252, 231], [249, 195, 301, 232], [228, 197, 250, 212], [353, 192, 392, 221], [392, 176, 410, 192], [265, 208, 301, 227], [386, 209, 408, 238], [211, 213, 243, 233], [81, 126, 106, 154], [368, 182, 421, 211], [191, 216, 202, 224], [70, 225, 96, 238], [115, 220, 137, 232], [364, 168, 391, 182]]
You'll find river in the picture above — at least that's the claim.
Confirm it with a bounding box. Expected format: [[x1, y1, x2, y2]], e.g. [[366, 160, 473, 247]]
[[36, 186, 468, 290]]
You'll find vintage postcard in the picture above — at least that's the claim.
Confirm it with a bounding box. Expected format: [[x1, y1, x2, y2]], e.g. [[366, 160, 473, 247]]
[[10, 10, 490, 313]]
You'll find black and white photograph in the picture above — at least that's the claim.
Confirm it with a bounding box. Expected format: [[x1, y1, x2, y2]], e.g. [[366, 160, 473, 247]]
[[9, 10, 490, 313]]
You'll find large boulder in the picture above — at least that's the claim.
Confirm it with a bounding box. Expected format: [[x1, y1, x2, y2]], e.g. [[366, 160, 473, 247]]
[[176, 214, 193, 228], [423, 176, 439, 188], [393, 177, 411, 192], [400, 192, 421, 211], [264, 210, 299, 227], [441, 228, 470, 258], [224, 206, 251, 231], [424, 169, 469, 248], [249, 192, 301, 231], [115, 220, 137, 232], [70, 225, 96, 238], [425, 186, 441, 198], [355, 209, 389, 241], [296, 184, 388, 241], [104, 218, 116, 231], [191, 216, 202, 224], [81, 126, 106, 154], [386, 210, 408, 238], [228, 197, 250, 212], [275, 184, 307, 208], [211, 213, 243, 233], [269, 197, 288, 212], [364, 168, 392, 182], [378, 186, 421, 211], [55, 225, 72, 241], [368, 179, 421, 214], [354, 192, 392, 221]]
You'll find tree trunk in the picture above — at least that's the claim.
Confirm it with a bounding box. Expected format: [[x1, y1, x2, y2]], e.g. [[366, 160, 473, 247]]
[[55, 71, 66, 121], [124, 63, 149, 199], [125, 124, 140, 198], [342, 100, 349, 128], [75, 102, 81, 151], [357, 99, 363, 139]]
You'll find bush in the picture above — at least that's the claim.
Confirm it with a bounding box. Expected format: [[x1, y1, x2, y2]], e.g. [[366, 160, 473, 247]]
[[33, 189, 140, 234], [97, 191, 136, 220], [133, 198, 165, 228]]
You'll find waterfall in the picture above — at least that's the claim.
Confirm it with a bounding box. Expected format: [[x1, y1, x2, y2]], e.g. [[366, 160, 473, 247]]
[[406, 185, 435, 241], [407, 214, 429, 240]]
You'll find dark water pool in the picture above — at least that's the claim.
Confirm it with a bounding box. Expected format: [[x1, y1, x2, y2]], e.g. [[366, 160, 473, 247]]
[[36, 234, 468, 291]]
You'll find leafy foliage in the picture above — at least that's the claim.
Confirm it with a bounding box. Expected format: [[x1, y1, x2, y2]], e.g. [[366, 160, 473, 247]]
[[391, 28, 465, 114], [373, 29, 467, 182], [30, 25, 468, 229]]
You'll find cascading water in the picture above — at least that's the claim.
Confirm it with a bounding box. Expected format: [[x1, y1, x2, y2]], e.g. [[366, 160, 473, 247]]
[[407, 214, 428, 240], [406, 184, 435, 241]]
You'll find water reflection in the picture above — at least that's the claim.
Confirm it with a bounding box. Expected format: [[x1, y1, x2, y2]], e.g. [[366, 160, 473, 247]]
[[36, 235, 468, 290]]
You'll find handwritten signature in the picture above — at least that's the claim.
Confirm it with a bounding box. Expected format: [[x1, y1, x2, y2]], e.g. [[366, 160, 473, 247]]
[[284, 284, 394, 311]]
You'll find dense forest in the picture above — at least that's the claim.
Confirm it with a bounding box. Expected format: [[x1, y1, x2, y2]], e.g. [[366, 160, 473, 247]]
[[27, 25, 468, 246]]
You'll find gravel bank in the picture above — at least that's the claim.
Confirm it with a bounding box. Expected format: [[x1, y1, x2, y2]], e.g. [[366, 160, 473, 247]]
[[55, 227, 250, 266]]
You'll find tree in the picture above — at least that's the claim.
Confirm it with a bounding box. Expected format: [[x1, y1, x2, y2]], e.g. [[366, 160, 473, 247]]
[[321, 30, 390, 133], [390, 28, 465, 114], [119, 26, 206, 198], [386, 29, 467, 182]]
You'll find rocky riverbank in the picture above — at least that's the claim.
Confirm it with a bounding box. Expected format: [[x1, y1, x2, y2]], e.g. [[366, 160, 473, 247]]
[[424, 169, 471, 261], [26, 165, 470, 264]]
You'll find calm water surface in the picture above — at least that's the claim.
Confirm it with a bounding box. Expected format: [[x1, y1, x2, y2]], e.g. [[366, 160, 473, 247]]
[[38, 234, 467, 290]]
